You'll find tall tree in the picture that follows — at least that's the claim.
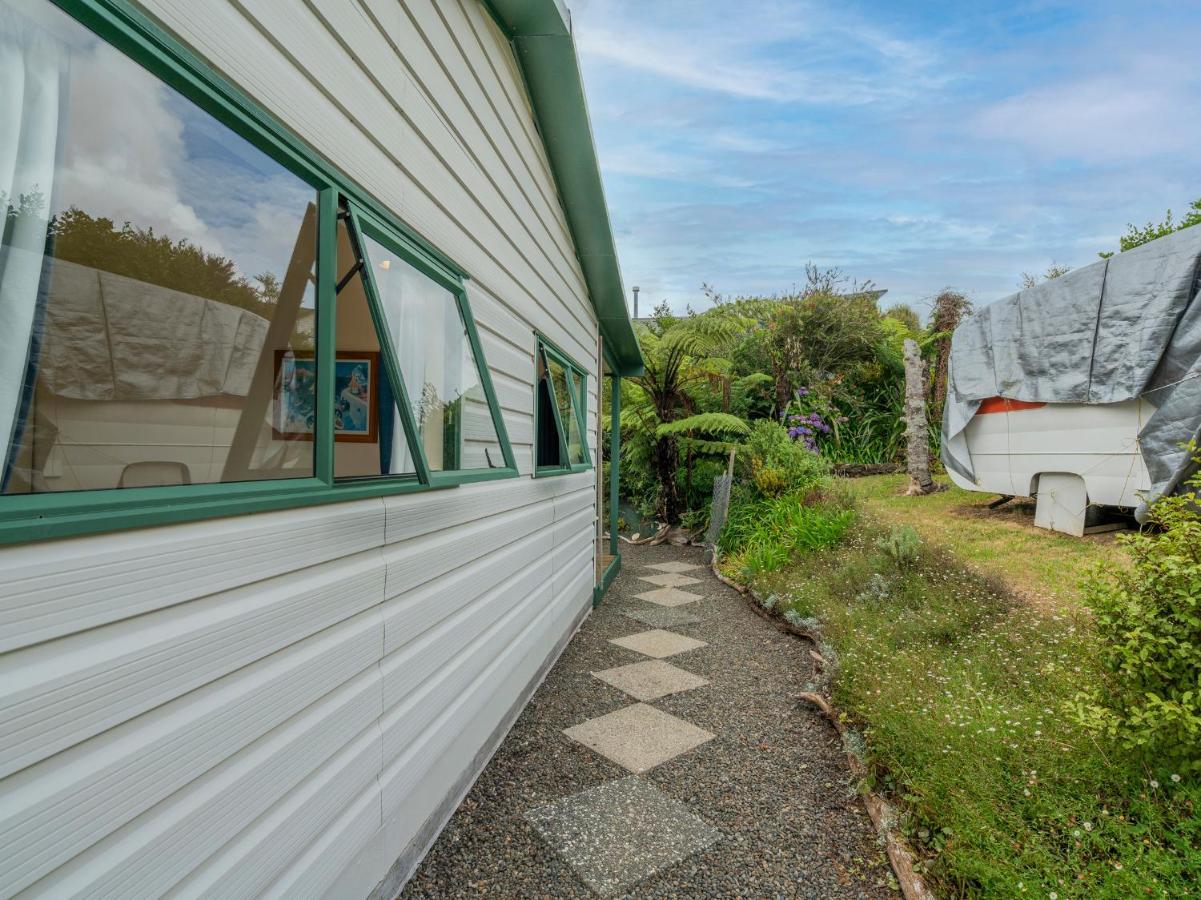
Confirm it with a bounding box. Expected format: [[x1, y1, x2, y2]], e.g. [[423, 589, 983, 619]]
[[765, 291, 883, 412]]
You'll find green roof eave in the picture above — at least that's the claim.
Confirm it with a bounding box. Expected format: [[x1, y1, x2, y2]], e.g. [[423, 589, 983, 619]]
[[485, 0, 644, 376]]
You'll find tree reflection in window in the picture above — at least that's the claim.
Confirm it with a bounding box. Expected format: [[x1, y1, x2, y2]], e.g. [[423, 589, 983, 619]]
[[1, 0, 317, 494]]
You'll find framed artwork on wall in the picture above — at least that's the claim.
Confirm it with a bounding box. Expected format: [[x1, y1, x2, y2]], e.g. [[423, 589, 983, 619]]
[[273, 350, 379, 443]]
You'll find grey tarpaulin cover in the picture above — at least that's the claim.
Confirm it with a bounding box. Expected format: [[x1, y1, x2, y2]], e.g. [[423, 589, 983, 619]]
[[37, 257, 268, 401], [942, 225, 1201, 517]]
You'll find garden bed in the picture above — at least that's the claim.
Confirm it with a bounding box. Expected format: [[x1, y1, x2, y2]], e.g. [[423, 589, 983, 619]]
[[736, 510, 1199, 898]]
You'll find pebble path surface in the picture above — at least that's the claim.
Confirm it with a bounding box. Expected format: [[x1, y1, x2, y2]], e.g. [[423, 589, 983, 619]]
[[401, 542, 895, 898]]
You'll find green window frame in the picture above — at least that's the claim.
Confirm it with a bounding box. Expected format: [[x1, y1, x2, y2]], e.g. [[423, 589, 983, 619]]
[[534, 336, 591, 477], [0, 0, 517, 545], [344, 202, 515, 486]]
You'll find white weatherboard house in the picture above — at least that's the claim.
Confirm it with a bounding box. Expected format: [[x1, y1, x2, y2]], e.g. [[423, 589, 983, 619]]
[[0, 0, 641, 896]]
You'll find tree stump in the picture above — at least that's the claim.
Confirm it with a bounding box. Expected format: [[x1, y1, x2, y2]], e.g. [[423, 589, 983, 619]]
[[903, 338, 936, 495]]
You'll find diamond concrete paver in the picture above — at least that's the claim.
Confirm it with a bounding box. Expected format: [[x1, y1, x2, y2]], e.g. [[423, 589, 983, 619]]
[[644, 561, 703, 574], [620, 606, 704, 628], [638, 573, 702, 588], [610, 629, 708, 659], [562, 703, 716, 773], [524, 776, 721, 896], [634, 587, 702, 607], [593, 659, 709, 701]]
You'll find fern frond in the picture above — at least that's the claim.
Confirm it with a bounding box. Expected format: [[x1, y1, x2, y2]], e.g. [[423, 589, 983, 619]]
[[677, 436, 744, 455], [655, 412, 750, 439]]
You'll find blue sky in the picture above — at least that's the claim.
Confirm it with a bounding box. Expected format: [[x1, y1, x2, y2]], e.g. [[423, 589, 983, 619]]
[[570, 0, 1201, 319]]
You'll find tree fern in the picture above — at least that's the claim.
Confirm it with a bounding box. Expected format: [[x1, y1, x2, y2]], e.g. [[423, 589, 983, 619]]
[[656, 412, 750, 439]]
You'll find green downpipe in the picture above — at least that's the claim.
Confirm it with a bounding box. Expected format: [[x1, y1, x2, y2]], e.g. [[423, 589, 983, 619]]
[[609, 374, 621, 558]]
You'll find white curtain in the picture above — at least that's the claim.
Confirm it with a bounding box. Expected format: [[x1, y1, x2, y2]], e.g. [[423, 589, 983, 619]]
[[0, 7, 65, 474], [389, 267, 431, 474]]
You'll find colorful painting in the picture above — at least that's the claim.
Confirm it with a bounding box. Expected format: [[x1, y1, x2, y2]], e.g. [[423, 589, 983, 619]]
[[273, 350, 379, 443]]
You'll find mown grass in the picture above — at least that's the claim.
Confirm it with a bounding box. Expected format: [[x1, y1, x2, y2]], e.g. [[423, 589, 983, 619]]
[[752, 518, 1200, 898], [848, 474, 1124, 610]]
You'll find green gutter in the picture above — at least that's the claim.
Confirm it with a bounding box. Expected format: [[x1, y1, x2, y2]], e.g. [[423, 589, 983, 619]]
[[486, 0, 644, 376]]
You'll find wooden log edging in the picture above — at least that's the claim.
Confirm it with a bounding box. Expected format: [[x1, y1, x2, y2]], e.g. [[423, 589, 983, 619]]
[[708, 552, 935, 900]]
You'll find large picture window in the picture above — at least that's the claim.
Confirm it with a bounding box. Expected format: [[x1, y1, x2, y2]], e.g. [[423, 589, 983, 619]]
[[534, 338, 591, 475], [1, 0, 318, 494], [0, 0, 516, 543]]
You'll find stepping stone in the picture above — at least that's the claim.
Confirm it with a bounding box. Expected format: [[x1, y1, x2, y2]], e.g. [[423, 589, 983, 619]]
[[620, 606, 704, 628], [610, 629, 708, 659], [645, 561, 702, 574], [638, 573, 702, 588], [635, 587, 702, 607], [562, 703, 715, 774], [593, 659, 709, 701], [524, 776, 721, 896]]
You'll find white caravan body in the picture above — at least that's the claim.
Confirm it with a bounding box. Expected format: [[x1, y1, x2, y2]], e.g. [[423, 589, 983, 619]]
[[945, 397, 1153, 531]]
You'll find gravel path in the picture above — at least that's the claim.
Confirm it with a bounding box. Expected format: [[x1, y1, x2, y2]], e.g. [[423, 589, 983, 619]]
[[402, 543, 895, 898]]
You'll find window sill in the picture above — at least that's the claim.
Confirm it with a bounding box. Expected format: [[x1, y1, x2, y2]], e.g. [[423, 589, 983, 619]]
[[533, 464, 593, 479], [0, 466, 519, 545]]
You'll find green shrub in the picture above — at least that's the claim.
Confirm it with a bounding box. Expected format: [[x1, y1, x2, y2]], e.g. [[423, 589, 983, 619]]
[[740, 419, 830, 498], [1074, 453, 1201, 771], [750, 460, 789, 498], [875, 524, 921, 568], [718, 492, 855, 578]]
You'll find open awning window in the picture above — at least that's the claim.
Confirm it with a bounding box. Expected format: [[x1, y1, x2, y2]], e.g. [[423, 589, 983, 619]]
[[534, 337, 590, 475]]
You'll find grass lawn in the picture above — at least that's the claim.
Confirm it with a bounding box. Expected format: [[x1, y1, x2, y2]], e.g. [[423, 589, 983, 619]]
[[848, 474, 1124, 611], [741, 484, 1200, 898]]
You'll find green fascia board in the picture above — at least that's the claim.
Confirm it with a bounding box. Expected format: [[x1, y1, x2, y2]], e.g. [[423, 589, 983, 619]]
[[482, 0, 570, 37], [487, 1, 644, 376]]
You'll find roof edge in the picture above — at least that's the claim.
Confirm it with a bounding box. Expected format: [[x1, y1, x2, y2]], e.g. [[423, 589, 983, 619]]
[[485, 0, 644, 376]]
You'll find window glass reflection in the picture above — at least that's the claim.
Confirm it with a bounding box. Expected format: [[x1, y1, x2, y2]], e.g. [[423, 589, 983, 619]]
[[1, 0, 316, 494]]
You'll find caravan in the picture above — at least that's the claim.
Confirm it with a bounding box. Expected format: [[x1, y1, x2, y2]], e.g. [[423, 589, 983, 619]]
[[942, 227, 1201, 536]]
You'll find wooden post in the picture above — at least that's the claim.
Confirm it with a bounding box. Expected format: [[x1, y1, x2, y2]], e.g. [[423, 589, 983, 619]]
[[903, 337, 935, 495]]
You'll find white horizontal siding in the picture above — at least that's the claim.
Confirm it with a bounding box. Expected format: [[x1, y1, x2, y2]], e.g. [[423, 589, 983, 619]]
[[0, 549, 384, 778], [0, 499, 383, 653], [1, 1, 605, 897], [4, 609, 383, 897]]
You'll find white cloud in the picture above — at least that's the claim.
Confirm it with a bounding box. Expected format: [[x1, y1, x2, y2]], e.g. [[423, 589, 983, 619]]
[[571, 0, 945, 106], [575, 26, 791, 101], [54, 40, 229, 257], [972, 74, 1201, 162], [41, 34, 312, 286], [573, 1, 1201, 314]]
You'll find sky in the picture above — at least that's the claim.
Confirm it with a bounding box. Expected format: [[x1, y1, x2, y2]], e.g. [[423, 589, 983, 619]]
[[568, 0, 1201, 319], [11, 0, 315, 295]]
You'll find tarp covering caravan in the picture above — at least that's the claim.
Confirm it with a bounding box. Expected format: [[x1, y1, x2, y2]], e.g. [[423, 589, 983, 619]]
[[942, 225, 1201, 517], [36, 257, 270, 401]]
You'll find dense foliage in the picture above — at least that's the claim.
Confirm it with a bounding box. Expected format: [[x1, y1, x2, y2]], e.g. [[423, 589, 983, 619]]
[[1075, 451, 1201, 771], [612, 267, 951, 532], [708, 419, 854, 579], [3, 199, 283, 316], [1100, 197, 1201, 256]]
